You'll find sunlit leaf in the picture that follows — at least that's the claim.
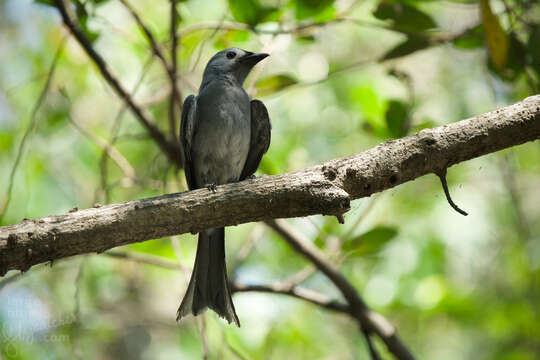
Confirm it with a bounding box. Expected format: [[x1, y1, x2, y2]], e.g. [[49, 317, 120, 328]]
[[374, 1, 436, 32], [382, 35, 430, 60], [294, 0, 335, 21], [480, 0, 508, 70], [488, 35, 526, 81], [256, 74, 297, 96], [385, 99, 409, 138], [258, 155, 280, 175], [229, 0, 259, 25], [296, 35, 317, 43], [228, 0, 279, 26], [0, 132, 14, 151], [34, 0, 55, 6], [88, 0, 112, 5], [344, 226, 398, 256], [453, 25, 485, 49], [527, 26, 540, 69]]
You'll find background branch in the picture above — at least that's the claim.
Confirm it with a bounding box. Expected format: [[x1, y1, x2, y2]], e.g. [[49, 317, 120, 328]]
[[266, 219, 414, 360], [70, 248, 407, 358], [53, 0, 182, 166]]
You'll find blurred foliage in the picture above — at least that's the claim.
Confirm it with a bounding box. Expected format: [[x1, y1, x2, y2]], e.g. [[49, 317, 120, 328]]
[[0, 0, 539, 359]]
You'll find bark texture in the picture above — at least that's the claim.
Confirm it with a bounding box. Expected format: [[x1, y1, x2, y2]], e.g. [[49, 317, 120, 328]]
[[1, 95, 539, 275]]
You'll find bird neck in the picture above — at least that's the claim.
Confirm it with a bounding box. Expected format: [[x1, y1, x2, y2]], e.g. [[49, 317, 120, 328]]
[[200, 73, 242, 92]]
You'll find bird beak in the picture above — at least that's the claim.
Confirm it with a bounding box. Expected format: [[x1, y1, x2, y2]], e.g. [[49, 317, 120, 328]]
[[239, 52, 270, 65]]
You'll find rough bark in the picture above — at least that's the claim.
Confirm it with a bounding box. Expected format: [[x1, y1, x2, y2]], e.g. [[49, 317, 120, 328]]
[[1, 95, 539, 275]]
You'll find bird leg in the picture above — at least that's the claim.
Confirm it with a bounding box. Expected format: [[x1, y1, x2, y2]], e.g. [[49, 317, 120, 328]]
[[206, 183, 217, 192]]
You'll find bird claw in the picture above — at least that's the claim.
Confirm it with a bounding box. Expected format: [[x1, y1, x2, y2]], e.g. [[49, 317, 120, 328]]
[[246, 174, 257, 180], [206, 183, 217, 192]]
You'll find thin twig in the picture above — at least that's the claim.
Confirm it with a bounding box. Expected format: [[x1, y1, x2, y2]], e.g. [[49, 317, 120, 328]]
[[0, 35, 67, 223], [231, 282, 349, 313], [105, 250, 183, 271], [53, 0, 181, 166], [436, 168, 468, 216], [500, 154, 531, 240], [230, 223, 264, 272], [221, 325, 248, 360], [118, 0, 169, 69], [341, 196, 379, 241], [363, 330, 382, 360], [198, 316, 209, 360], [97, 56, 154, 204], [280, 264, 316, 287], [117, 0, 183, 114], [72, 257, 86, 360], [66, 107, 136, 183], [188, 13, 227, 73], [170, 235, 191, 284], [169, 0, 180, 144]]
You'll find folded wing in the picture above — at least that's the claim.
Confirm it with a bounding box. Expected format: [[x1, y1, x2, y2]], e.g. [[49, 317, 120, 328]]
[[179, 94, 197, 190], [240, 99, 271, 180]]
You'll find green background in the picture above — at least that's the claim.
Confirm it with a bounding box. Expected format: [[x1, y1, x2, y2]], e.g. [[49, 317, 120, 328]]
[[0, 0, 539, 358]]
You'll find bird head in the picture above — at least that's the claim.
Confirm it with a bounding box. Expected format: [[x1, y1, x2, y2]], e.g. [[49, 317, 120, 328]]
[[201, 48, 269, 88]]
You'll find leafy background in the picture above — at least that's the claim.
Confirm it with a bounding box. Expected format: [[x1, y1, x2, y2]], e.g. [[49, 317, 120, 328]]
[[0, 0, 539, 359]]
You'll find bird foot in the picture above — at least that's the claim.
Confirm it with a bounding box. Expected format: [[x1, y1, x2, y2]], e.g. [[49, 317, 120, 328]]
[[246, 174, 257, 180], [206, 183, 217, 193]]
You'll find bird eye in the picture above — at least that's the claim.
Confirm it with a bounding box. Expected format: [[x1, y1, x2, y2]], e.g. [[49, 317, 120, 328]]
[[226, 51, 236, 59]]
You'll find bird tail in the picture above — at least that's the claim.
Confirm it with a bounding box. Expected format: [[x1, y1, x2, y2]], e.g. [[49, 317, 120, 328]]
[[176, 228, 240, 327]]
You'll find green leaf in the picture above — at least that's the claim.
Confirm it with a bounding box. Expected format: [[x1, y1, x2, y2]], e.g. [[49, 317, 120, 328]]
[[259, 156, 280, 175], [0, 132, 14, 151], [480, 0, 508, 70], [453, 25, 484, 49], [79, 16, 100, 43], [344, 226, 398, 256], [229, 0, 260, 25], [256, 74, 297, 96], [488, 35, 526, 82], [88, 0, 112, 5], [527, 25, 540, 69], [228, 0, 279, 26], [296, 35, 317, 43], [34, 0, 55, 6], [385, 99, 409, 138], [382, 35, 430, 60], [373, 1, 436, 32], [412, 118, 436, 132], [294, 0, 335, 21]]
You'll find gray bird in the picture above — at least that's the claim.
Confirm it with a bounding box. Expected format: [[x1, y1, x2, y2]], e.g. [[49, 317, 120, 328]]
[[177, 48, 271, 326]]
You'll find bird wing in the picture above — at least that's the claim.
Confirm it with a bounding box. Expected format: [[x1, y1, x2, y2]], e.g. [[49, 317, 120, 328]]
[[179, 94, 198, 190], [240, 99, 271, 180]]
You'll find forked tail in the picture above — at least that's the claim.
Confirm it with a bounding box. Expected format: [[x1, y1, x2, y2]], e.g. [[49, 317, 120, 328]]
[[176, 228, 240, 326]]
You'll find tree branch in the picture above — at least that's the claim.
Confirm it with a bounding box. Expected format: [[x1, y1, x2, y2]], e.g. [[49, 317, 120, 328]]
[[266, 219, 415, 360], [1, 95, 539, 274], [230, 282, 350, 313], [53, 0, 182, 166]]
